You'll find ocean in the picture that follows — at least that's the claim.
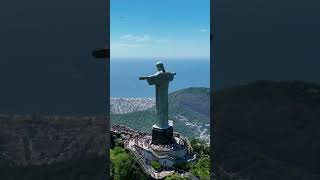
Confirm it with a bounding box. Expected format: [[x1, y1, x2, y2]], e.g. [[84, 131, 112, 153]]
[[111, 58, 210, 97]]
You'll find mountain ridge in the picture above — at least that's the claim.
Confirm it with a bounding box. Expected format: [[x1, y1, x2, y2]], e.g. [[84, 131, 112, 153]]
[[111, 87, 210, 141]]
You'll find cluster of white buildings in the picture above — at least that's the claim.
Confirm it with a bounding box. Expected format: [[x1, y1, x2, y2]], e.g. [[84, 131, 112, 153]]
[[173, 114, 210, 144], [110, 97, 155, 114]]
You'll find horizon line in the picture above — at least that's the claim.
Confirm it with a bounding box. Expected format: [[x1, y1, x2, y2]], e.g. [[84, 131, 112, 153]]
[[110, 57, 210, 60]]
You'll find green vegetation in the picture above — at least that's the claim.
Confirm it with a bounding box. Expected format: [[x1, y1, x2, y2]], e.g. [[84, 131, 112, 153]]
[[173, 161, 191, 170], [110, 146, 147, 180], [190, 156, 210, 180], [168, 87, 210, 125], [165, 138, 211, 180], [188, 138, 211, 180], [111, 87, 211, 179], [170, 87, 210, 95], [151, 160, 161, 171], [111, 109, 199, 139], [110, 136, 211, 180], [114, 137, 124, 148], [165, 173, 188, 180], [190, 138, 210, 158], [111, 87, 210, 139], [111, 109, 155, 133]]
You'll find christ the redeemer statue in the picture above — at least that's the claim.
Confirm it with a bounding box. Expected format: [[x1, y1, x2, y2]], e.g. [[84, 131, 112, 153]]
[[139, 61, 176, 144]]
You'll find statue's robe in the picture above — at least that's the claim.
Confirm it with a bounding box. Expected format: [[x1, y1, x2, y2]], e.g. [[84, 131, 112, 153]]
[[146, 71, 175, 129]]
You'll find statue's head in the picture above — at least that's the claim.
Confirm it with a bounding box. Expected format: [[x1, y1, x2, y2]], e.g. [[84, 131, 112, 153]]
[[156, 61, 166, 72]]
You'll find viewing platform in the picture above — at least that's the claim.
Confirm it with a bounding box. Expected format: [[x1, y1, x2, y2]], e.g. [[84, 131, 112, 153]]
[[111, 124, 196, 179]]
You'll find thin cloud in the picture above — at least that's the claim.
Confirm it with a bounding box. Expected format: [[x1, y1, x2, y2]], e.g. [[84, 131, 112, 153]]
[[200, 29, 208, 32], [112, 43, 146, 48], [120, 34, 150, 42], [154, 38, 169, 43]]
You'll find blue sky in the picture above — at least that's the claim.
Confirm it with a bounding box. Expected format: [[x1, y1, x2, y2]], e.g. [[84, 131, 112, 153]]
[[111, 0, 210, 59]]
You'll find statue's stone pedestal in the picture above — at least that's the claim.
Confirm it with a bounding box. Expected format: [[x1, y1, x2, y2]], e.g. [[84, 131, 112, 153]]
[[152, 125, 173, 145]]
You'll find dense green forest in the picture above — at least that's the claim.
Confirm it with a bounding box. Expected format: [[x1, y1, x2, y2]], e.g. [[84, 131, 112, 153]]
[[110, 147, 148, 180]]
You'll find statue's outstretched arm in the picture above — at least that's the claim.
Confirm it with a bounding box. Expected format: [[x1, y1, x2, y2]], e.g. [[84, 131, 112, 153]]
[[139, 74, 158, 80], [139, 76, 148, 80], [139, 74, 158, 85]]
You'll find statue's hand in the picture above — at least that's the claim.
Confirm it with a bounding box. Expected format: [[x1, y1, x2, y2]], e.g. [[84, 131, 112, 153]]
[[139, 76, 147, 80]]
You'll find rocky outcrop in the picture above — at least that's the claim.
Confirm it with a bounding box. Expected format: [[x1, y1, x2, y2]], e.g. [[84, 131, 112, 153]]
[[0, 114, 107, 167]]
